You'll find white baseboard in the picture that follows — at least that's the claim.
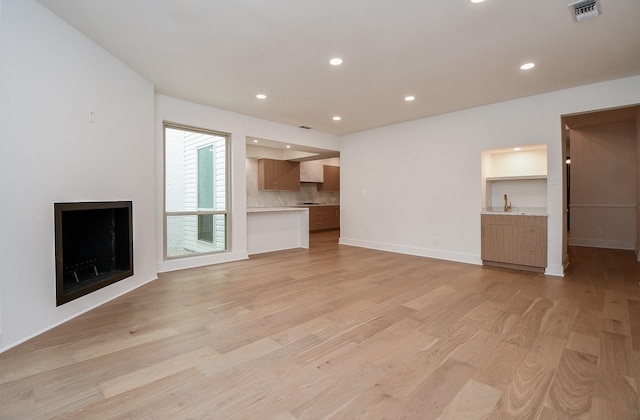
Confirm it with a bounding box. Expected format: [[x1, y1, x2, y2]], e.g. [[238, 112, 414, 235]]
[[545, 265, 565, 277], [157, 250, 249, 273], [568, 237, 634, 250], [339, 237, 483, 266]]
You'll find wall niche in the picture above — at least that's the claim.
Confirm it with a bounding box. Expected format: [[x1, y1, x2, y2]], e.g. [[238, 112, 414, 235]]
[[481, 144, 548, 213]]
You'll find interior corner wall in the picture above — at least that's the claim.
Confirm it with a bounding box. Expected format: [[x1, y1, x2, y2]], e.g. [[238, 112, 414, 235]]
[[339, 75, 640, 277], [637, 110, 640, 260], [154, 94, 340, 273], [0, 0, 156, 352], [569, 121, 636, 250]]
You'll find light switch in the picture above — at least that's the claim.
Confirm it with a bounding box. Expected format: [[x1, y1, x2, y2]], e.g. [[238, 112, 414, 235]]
[[89, 111, 96, 123], [549, 176, 558, 185]]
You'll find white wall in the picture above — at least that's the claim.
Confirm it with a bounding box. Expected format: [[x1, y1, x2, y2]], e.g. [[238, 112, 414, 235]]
[[340, 75, 640, 276], [154, 95, 340, 273], [2, 0, 638, 353], [488, 148, 548, 178], [0, 0, 156, 351], [482, 146, 548, 210]]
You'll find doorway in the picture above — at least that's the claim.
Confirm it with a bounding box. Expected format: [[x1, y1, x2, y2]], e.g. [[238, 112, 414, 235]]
[[561, 104, 640, 269]]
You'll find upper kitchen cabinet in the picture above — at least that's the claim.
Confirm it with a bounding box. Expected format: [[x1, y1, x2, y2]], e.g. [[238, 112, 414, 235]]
[[318, 165, 340, 192], [258, 158, 300, 191]]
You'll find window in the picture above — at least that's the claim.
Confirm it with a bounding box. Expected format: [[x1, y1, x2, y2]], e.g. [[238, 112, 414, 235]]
[[164, 123, 230, 258], [197, 145, 214, 243]]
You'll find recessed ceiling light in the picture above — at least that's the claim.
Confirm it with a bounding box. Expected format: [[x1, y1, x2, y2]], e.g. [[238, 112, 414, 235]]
[[514, 147, 522, 151], [405, 96, 416, 102], [256, 93, 267, 99], [470, 0, 485, 3], [520, 62, 535, 70], [329, 58, 343, 66], [253, 139, 258, 143], [286, 145, 291, 149], [333, 116, 341, 121]]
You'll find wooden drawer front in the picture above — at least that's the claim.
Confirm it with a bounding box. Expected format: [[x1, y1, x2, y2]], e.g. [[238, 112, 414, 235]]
[[517, 246, 547, 267], [524, 215, 547, 227], [309, 207, 325, 231], [481, 214, 524, 226], [518, 226, 546, 246]]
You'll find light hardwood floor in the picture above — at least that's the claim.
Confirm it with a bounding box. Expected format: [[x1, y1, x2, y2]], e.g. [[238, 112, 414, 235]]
[[1, 230, 639, 419]]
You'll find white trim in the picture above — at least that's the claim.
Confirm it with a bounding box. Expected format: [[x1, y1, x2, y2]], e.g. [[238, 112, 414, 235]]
[[544, 265, 565, 277], [486, 175, 547, 181], [338, 237, 482, 266], [157, 250, 248, 273], [568, 237, 635, 250], [570, 203, 636, 209]]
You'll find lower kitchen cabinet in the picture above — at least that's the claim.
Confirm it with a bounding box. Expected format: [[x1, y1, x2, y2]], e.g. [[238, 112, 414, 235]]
[[325, 206, 340, 229], [308, 205, 340, 231], [481, 213, 547, 270]]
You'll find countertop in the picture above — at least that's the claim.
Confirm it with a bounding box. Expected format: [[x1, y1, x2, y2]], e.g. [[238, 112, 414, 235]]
[[293, 203, 339, 207], [481, 207, 548, 216], [247, 207, 309, 213], [247, 204, 339, 213]]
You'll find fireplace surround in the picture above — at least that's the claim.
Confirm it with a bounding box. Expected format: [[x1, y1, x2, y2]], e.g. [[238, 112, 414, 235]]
[[54, 201, 133, 306]]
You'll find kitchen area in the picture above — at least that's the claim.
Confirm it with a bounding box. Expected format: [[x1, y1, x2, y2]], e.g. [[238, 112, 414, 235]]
[[246, 137, 340, 255]]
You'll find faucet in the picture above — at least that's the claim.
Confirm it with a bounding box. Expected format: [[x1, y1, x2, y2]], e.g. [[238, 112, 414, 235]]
[[503, 194, 512, 212]]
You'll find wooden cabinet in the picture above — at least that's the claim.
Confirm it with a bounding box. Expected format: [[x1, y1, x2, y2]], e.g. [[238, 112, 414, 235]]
[[325, 206, 340, 229], [481, 214, 547, 269], [308, 205, 340, 231], [318, 165, 340, 191], [309, 206, 326, 231], [258, 159, 300, 191]]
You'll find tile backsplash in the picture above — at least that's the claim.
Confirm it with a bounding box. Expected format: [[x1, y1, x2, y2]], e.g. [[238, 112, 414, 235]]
[[246, 158, 340, 207]]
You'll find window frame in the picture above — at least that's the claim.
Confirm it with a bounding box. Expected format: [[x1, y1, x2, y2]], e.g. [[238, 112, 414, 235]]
[[163, 121, 231, 260]]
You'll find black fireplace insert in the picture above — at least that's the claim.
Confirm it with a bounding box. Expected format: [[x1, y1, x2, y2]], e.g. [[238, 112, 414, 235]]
[[54, 201, 133, 306]]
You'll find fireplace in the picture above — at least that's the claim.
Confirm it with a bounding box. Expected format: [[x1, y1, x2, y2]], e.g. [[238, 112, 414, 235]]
[[54, 201, 133, 306]]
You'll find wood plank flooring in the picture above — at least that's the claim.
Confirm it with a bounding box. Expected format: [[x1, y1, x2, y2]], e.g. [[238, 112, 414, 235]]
[[1, 230, 639, 419]]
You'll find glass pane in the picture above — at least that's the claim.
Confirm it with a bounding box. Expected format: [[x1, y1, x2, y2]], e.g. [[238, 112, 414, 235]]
[[166, 214, 227, 258], [165, 127, 227, 212], [198, 214, 213, 242], [198, 146, 214, 209]]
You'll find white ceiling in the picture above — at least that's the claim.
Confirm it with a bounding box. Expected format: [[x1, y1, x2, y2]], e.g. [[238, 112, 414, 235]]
[[36, 0, 640, 136]]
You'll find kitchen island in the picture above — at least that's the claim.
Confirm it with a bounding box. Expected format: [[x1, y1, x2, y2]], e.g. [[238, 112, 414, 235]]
[[247, 207, 309, 255]]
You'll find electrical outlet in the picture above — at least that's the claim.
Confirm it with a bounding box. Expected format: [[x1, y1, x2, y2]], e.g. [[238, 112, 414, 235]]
[[596, 228, 603, 236]]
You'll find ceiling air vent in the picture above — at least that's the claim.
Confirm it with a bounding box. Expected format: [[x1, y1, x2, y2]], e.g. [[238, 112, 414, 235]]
[[568, 0, 600, 22]]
